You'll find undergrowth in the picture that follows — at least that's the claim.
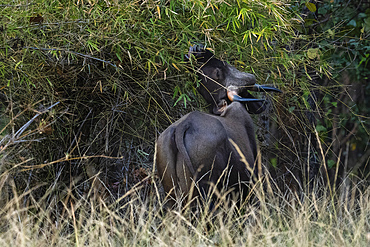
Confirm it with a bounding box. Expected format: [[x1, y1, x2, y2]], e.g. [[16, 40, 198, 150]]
[[0, 168, 369, 247], [0, 0, 369, 246]]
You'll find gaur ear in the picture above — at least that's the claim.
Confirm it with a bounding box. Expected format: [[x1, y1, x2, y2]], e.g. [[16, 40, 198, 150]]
[[185, 44, 214, 63]]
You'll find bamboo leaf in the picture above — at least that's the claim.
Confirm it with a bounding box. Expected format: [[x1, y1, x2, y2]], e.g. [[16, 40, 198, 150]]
[[305, 2, 316, 12], [307, 48, 319, 59]]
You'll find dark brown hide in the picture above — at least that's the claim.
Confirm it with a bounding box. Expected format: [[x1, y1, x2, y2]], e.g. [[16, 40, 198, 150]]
[[155, 102, 258, 208], [155, 46, 277, 208]]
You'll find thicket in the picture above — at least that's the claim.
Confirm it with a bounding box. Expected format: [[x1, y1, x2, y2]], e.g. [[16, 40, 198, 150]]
[[0, 0, 369, 245]]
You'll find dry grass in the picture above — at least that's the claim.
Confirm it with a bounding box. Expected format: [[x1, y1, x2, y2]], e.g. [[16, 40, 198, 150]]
[[0, 167, 369, 247], [0, 1, 369, 246]]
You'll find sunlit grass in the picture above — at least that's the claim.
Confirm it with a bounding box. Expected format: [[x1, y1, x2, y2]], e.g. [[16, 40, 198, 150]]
[[0, 1, 368, 246], [0, 169, 368, 247]]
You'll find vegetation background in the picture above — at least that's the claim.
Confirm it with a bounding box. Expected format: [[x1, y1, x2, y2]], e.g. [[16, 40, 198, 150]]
[[0, 0, 369, 246]]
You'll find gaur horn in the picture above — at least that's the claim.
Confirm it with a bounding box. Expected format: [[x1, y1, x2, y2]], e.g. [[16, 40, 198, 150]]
[[250, 84, 282, 93]]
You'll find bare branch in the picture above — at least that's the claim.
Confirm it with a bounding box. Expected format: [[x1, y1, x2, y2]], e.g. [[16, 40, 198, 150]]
[[24, 46, 121, 70]]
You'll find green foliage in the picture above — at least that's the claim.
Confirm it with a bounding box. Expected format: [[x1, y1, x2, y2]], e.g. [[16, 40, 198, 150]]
[[0, 0, 369, 223], [277, 0, 370, 178], [0, 0, 303, 199], [173, 85, 192, 108]]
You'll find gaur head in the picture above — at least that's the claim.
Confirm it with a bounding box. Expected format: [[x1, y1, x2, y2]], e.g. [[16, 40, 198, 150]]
[[187, 45, 281, 115]]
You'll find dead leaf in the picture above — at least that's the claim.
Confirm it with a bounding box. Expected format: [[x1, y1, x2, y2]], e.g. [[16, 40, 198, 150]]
[[30, 14, 44, 24]]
